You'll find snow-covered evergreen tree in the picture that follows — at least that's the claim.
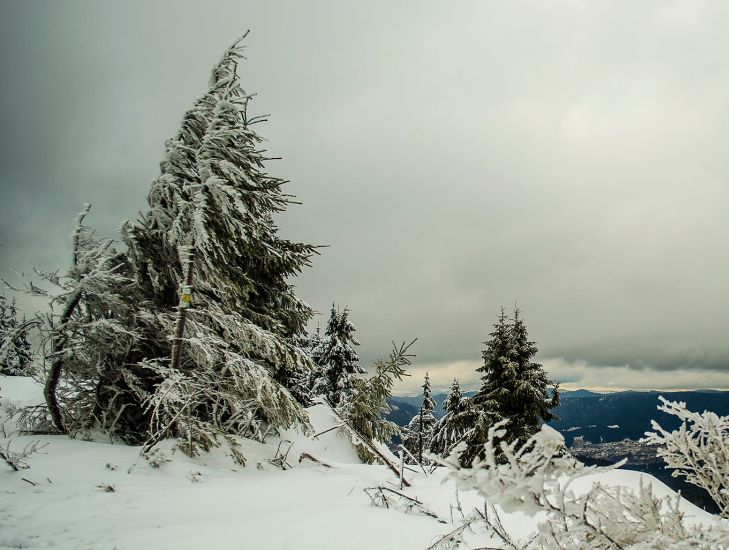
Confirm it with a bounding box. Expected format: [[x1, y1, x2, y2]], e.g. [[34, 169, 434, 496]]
[[20, 37, 319, 459], [429, 378, 469, 457], [311, 304, 363, 407], [305, 324, 324, 368], [459, 307, 559, 466], [443, 378, 464, 415], [119, 35, 318, 454], [421, 371, 435, 412], [0, 296, 33, 376], [403, 372, 438, 464]]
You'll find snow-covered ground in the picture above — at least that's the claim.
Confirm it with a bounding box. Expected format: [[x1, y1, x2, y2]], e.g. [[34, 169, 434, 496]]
[[0, 376, 723, 549]]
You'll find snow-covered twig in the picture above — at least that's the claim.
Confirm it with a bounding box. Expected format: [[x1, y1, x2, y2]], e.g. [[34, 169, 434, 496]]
[[0, 428, 48, 471], [364, 486, 443, 522], [438, 421, 729, 549], [643, 396, 729, 518]]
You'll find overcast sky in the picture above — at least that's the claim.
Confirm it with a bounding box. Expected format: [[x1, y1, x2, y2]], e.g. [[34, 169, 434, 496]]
[[2, 1, 728, 394]]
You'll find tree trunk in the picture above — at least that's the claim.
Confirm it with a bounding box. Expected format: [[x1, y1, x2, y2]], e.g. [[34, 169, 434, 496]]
[[170, 251, 195, 370], [418, 406, 424, 464], [44, 289, 82, 433]]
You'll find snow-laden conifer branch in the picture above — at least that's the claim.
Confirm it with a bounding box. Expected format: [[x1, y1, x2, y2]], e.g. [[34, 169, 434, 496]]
[[337, 338, 415, 464]]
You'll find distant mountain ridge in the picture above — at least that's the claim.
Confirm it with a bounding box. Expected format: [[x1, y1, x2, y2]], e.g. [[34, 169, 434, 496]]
[[387, 389, 729, 515], [388, 389, 729, 446]]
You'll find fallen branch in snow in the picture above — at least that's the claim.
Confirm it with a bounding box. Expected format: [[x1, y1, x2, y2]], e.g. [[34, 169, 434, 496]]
[[268, 440, 294, 470], [312, 424, 345, 439], [428, 500, 520, 550], [0, 429, 48, 472], [298, 452, 332, 468], [322, 398, 410, 486], [427, 520, 475, 550], [364, 486, 444, 522], [399, 443, 429, 476], [471, 503, 520, 550]]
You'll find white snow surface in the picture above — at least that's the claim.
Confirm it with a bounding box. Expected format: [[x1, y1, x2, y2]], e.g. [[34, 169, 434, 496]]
[[0, 376, 723, 549]]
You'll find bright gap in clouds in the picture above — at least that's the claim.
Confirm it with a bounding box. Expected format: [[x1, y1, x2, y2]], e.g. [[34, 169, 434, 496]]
[[392, 358, 729, 397]]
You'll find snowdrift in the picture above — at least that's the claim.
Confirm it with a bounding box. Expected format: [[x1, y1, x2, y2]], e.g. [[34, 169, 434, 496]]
[[0, 376, 723, 549]]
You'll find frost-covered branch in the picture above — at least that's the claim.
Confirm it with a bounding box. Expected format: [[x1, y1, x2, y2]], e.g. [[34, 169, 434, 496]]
[[440, 421, 729, 549], [337, 338, 414, 463], [643, 396, 729, 518], [364, 486, 442, 521], [0, 424, 48, 471]]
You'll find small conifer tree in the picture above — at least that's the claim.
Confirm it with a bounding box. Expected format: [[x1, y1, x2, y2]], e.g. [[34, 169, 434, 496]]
[[422, 372, 435, 412], [459, 307, 559, 466], [430, 378, 469, 457], [443, 378, 464, 415], [403, 372, 438, 464], [0, 296, 33, 376], [341, 340, 414, 463], [311, 305, 364, 407]]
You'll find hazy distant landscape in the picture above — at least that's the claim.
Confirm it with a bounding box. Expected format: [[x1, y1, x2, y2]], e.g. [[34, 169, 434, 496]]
[[390, 389, 729, 445], [388, 389, 729, 513]]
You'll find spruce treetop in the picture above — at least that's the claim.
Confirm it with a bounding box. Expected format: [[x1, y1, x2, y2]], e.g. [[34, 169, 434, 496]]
[[312, 304, 364, 407], [126, 34, 316, 337], [443, 378, 464, 415]]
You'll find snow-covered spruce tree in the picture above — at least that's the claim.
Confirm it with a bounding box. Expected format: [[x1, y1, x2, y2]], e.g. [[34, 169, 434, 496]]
[[339, 339, 415, 463], [439, 422, 729, 548], [114, 36, 318, 456], [311, 304, 364, 407], [403, 372, 438, 464], [429, 378, 469, 458], [459, 307, 559, 467], [21, 38, 318, 459], [422, 371, 436, 412], [308, 324, 323, 361], [443, 378, 464, 415], [0, 295, 34, 376], [643, 397, 729, 518], [281, 325, 325, 406]]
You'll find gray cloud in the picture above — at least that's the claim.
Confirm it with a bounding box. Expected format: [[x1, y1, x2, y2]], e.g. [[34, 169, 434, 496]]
[[2, 1, 729, 392]]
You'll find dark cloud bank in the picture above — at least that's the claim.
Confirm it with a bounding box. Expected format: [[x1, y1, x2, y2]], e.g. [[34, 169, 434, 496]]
[[1, 1, 728, 394]]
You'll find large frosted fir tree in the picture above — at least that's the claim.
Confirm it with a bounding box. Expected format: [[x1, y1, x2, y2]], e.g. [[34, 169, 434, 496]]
[[119, 36, 318, 451], [460, 307, 559, 466], [311, 305, 364, 407], [27, 37, 318, 460]]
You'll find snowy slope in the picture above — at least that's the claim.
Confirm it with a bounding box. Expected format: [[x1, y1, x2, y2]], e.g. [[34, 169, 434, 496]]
[[0, 376, 724, 549]]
